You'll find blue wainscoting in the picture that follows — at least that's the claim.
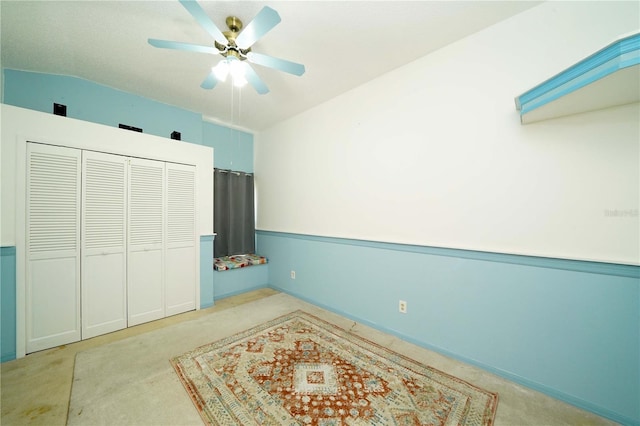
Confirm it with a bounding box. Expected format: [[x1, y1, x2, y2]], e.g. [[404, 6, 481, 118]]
[[1, 246, 17, 362], [256, 230, 640, 425], [213, 265, 269, 300], [200, 235, 215, 309]]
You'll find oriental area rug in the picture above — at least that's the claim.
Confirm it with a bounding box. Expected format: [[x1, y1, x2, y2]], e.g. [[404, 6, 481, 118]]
[[171, 310, 498, 426]]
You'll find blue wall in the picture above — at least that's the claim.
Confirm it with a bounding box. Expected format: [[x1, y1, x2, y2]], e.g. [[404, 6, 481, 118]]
[[2, 69, 254, 173], [2, 69, 203, 143], [213, 265, 269, 300], [199, 236, 215, 309], [203, 122, 253, 173], [1, 247, 17, 362], [257, 231, 640, 425]]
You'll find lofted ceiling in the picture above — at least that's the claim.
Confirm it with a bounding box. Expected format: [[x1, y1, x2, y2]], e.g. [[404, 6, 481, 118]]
[[1, 1, 540, 132]]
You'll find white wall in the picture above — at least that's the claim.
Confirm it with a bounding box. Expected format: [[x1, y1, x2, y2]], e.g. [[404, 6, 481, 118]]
[[255, 1, 639, 265], [1, 104, 214, 246]]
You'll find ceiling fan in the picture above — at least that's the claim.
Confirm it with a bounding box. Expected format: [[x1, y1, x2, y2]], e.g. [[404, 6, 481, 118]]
[[148, 0, 305, 95]]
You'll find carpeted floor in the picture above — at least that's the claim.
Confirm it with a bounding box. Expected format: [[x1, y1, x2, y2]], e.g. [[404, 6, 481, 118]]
[[65, 292, 616, 425], [1, 289, 278, 425]]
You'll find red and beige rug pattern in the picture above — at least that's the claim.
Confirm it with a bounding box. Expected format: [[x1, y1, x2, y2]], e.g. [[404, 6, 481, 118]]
[[171, 310, 498, 425]]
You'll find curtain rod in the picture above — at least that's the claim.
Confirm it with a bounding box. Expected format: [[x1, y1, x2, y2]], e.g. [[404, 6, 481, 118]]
[[215, 168, 253, 177]]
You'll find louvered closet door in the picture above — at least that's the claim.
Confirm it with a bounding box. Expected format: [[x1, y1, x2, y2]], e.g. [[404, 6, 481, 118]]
[[128, 158, 165, 326], [81, 151, 128, 339], [26, 143, 81, 353], [165, 163, 196, 316]]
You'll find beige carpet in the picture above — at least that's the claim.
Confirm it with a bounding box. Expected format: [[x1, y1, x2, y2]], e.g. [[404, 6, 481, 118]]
[[67, 293, 616, 425]]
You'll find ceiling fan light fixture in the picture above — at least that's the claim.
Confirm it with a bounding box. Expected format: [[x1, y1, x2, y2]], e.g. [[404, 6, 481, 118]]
[[213, 58, 247, 87], [229, 58, 245, 78], [212, 61, 229, 82]]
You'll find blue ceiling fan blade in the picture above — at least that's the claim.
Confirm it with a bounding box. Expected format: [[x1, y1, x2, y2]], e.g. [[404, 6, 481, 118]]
[[246, 52, 305, 76], [179, 0, 228, 46], [200, 70, 218, 90], [235, 6, 281, 50], [148, 39, 219, 55], [242, 63, 270, 95]]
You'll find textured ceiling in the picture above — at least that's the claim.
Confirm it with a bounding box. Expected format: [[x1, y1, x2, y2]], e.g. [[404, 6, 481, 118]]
[[1, 1, 540, 132]]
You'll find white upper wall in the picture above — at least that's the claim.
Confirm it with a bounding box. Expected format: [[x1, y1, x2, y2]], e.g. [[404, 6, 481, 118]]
[[1, 104, 214, 245], [255, 1, 640, 265]]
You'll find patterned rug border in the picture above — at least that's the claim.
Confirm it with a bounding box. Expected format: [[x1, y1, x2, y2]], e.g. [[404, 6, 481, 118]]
[[171, 309, 499, 425]]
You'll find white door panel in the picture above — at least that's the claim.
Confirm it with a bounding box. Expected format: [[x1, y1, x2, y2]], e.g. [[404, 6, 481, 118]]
[[127, 250, 164, 325], [165, 164, 196, 316], [28, 257, 80, 351], [82, 151, 128, 339], [166, 246, 196, 316], [82, 252, 127, 338], [26, 143, 81, 353], [128, 158, 165, 326]]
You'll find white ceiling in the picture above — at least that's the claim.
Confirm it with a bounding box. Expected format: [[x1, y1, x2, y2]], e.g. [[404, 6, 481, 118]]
[[1, 1, 540, 132]]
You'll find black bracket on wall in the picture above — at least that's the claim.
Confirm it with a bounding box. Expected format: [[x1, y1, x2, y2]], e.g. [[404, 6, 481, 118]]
[[53, 103, 67, 117], [171, 131, 181, 141], [119, 123, 143, 133]]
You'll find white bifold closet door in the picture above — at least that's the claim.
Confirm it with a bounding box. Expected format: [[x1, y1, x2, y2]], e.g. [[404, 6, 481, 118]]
[[26, 143, 81, 353], [165, 163, 196, 316], [127, 158, 166, 326], [81, 151, 128, 339]]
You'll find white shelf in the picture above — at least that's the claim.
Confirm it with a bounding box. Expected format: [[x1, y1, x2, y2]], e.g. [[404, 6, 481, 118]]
[[515, 32, 640, 124]]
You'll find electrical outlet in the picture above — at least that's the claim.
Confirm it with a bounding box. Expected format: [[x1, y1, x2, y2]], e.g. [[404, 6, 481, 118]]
[[399, 300, 407, 313], [290, 270, 296, 279]]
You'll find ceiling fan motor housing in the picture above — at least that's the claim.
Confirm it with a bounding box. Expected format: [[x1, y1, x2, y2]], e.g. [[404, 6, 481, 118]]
[[216, 16, 250, 60]]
